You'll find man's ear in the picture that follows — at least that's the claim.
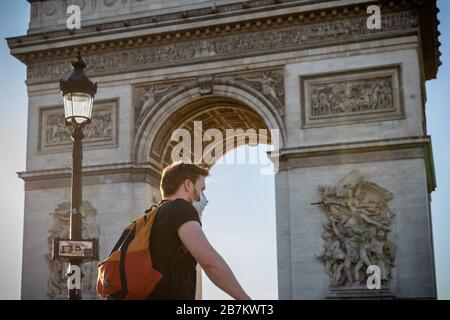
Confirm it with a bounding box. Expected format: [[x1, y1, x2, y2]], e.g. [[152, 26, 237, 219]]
[[183, 178, 193, 193]]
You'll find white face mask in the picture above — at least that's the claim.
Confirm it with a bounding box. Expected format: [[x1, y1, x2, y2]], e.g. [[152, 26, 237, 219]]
[[192, 190, 208, 215]]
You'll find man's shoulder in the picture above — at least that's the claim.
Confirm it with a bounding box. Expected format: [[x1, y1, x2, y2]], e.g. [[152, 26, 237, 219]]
[[161, 198, 197, 216], [168, 198, 193, 209]]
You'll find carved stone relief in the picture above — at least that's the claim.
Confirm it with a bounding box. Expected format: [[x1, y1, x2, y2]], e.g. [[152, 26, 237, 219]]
[[27, 11, 418, 83], [198, 76, 214, 95], [316, 170, 396, 288], [231, 70, 285, 116], [133, 68, 285, 133], [103, 0, 117, 7], [67, 0, 86, 11], [38, 99, 118, 153], [302, 67, 403, 128], [310, 77, 393, 117], [134, 83, 179, 129], [46, 201, 100, 299], [44, 2, 57, 16]]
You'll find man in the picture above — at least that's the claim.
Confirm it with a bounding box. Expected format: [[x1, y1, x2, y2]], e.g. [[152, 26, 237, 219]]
[[148, 161, 251, 300]]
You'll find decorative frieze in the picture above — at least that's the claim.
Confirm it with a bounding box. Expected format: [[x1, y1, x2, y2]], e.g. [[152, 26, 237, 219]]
[[26, 11, 418, 83], [38, 99, 118, 153], [301, 66, 404, 128]]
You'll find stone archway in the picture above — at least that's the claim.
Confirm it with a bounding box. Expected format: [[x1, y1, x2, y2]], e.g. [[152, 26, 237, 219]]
[[134, 76, 286, 169], [11, 0, 440, 300], [133, 78, 284, 299]]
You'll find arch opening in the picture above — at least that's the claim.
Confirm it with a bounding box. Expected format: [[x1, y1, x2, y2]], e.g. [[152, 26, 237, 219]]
[[145, 95, 278, 170], [200, 144, 278, 300], [134, 80, 286, 171], [134, 88, 283, 299]]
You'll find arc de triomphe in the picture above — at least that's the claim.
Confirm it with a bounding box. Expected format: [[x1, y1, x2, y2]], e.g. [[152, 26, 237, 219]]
[[8, 0, 440, 299]]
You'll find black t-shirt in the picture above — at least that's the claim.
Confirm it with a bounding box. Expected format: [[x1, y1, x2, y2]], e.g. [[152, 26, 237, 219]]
[[148, 198, 201, 300]]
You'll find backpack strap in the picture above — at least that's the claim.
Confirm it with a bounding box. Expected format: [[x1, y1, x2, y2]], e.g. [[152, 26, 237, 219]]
[[147, 199, 189, 262], [145, 199, 171, 214]]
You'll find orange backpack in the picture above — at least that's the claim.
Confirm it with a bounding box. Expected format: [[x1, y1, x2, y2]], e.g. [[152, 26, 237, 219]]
[[96, 200, 186, 300]]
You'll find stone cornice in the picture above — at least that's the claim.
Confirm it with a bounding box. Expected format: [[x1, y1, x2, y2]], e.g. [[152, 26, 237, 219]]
[[22, 11, 422, 85], [14, 0, 362, 46], [20, 137, 436, 193], [273, 136, 436, 192], [7, 0, 441, 81], [11, 0, 339, 49], [17, 161, 162, 190], [417, 0, 442, 79]]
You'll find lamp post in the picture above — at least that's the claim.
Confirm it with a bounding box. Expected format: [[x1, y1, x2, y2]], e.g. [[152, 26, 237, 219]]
[[59, 52, 97, 300]]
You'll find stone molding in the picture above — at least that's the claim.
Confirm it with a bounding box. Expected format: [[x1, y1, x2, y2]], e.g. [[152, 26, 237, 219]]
[[274, 136, 436, 192], [17, 162, 162, 190]]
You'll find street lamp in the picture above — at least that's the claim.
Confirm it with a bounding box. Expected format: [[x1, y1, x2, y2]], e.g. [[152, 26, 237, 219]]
[[59, 52, 97, 300], [60, 52, 97, 126]]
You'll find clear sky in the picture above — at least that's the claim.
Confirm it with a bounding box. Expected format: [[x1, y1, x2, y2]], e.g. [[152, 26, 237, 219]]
[[0, 1, 448, 300]]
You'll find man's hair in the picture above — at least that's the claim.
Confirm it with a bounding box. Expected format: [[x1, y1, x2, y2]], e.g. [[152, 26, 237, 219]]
[[160, 161, 209, 197]]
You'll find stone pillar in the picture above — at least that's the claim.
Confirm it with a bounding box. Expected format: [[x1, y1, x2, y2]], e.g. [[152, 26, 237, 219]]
[[275, 139, 436, 299]]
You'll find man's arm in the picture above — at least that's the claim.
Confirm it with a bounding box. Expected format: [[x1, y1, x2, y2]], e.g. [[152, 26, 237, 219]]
[[178, 221, 251, 300]]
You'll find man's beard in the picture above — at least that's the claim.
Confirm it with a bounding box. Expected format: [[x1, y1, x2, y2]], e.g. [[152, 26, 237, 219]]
[[192, 187, 200, 203]]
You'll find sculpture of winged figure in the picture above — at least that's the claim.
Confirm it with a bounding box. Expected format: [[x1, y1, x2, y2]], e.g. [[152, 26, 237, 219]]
[[239, 73, 282, 106], [139, 84, 174, 118]]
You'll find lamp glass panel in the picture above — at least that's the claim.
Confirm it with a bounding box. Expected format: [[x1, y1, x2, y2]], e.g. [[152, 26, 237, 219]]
[[63, 93, 93, 125]]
